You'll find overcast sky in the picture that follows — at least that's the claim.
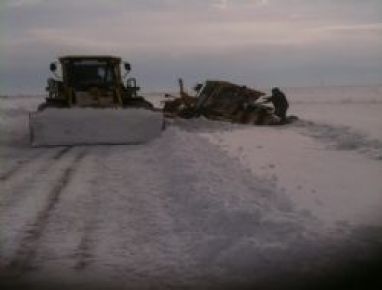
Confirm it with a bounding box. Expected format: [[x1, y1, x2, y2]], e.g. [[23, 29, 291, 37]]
[[1, 0, 381, 94]]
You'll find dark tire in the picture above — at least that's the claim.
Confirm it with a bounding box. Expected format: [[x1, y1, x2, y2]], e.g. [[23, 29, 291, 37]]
[[37, 103, 49, 111], [286, 115, 299, 124], [123, 97, 154, 109]]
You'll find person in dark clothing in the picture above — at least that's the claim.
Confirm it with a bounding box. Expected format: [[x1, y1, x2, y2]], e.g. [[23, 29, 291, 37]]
[[264, 87, 289, 123]]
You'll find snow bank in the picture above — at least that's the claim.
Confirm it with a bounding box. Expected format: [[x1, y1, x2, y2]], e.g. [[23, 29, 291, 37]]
[[0, 96, 42, 147]]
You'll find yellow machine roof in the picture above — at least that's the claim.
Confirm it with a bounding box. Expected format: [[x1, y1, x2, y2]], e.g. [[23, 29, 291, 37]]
[[59, 55, 122, 62]]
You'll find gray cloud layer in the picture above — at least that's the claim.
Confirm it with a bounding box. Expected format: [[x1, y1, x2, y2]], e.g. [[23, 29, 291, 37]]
[[1, 0, 381, 94]]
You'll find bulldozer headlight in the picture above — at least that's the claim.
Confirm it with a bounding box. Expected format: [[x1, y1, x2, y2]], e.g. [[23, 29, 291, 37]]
[[124, 62, 131, 73], [50, 62, 57, 72]]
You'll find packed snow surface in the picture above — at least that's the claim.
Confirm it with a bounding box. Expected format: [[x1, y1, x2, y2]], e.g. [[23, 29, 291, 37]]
[[0, 86, 382, 289]]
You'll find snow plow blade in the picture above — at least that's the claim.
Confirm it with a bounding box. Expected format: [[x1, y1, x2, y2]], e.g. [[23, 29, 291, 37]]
[[29, 108, 164, 147]]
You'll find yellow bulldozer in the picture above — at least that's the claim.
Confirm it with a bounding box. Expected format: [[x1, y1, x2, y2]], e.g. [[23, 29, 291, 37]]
[[29, 55, 163, 146]]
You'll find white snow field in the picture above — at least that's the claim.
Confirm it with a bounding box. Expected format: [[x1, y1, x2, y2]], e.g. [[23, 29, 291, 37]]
[[0, 86, 382, 289]]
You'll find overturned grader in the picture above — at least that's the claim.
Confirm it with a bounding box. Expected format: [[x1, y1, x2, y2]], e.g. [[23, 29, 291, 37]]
[[163, 80, 283, 125]]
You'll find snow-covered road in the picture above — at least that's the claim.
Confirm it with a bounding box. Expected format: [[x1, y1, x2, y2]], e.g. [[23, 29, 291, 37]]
[[1, 87, 382, 289]]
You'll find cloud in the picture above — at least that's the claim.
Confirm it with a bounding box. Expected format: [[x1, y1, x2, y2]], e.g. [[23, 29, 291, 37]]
[[28, 28, 122, 51], [212, 0, 269, 9], [3, 0, 270, 11], [317, 22, 382, 32], [1, 0, 382, 94], [5, 0, 45, 7]]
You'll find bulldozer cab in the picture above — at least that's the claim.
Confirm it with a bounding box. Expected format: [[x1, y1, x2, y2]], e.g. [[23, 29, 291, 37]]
[[46, 55, 140, 108], [64, 58, 117, 91]]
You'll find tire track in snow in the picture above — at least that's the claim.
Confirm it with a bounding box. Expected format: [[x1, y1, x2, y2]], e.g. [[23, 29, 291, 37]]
[[0, 146, 72, 183], [72, 170, 104, 271], [74, 222, 96, 270], [32, 141, 198, 286], [4, 148, 88, 277], [0, 150, 48, 182], [16, 146, 111, 275], [0, 147, 73, 210], [51, 146, 73, 160], [71, 147, 117, 271]]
